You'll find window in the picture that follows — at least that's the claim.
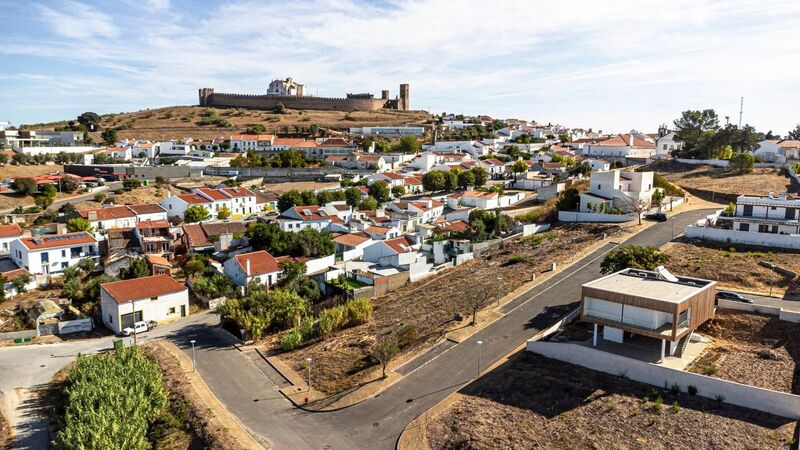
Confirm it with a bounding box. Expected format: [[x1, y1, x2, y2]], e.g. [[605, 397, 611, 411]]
[[168, 307, 175, 314], [108, 314, 113, 323], [597, 184, 601, 190], [150, 296, 158, 301], [758, 224, 769, 233], [742, 205, 753, 216], [739, 223, 750, 231], [61, 250, 66, 258]]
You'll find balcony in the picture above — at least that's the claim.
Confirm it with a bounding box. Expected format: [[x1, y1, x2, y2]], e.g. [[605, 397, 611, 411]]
[[582, 313, 689, 340]]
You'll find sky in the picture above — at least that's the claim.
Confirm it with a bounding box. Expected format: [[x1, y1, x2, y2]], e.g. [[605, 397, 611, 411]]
[[1, 0, 799, 134]]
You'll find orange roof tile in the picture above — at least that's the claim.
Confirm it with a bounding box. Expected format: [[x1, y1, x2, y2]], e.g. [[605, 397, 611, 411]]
[[235, 251, 280, 276], [0, 224, 22, 238], [101, 275, 186, 304], [19, 232, 96, 250]]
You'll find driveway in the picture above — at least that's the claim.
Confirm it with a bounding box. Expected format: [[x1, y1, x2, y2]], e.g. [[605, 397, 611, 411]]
[[169, 209, 717, 449], [0, 312, 215, 449]]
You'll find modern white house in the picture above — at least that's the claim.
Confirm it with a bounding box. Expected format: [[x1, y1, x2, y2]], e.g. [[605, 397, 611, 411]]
[[579, 170, 656, 213], [362, 236, 432, 282], [0, 224, 22, 255], [447, 191, 525, 210], [100, 275, 189, 334], [9, 232, 99, 275], [277, 205, 336, 232], [581, 267, 716, 359], [715, 193, 800, 235], [754, 139, 800, 163], [223, 250, 282, 288]]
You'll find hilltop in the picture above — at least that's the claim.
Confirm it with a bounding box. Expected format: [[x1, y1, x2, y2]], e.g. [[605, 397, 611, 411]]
[[23, 105, 432, 141]]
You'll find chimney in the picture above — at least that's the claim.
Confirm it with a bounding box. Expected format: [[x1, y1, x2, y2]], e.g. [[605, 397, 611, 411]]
[[246, 259, 251, 276], [768, 192, 774, 199], [628, 133, 634, 146]]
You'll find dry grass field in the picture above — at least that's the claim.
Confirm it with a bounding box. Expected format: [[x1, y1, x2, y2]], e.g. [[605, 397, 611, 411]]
[[23, 106, 431, 142]]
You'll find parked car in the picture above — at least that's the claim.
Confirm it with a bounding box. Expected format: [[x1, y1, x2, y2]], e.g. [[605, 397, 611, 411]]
[[644, 212, 668, 222], [716, 291, 754, 303], [122, 320, 149, 336]]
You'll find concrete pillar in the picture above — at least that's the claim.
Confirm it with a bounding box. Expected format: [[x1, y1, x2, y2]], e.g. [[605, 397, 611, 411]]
[[660, 339, 666, 362], [593, 324, 598, 347]]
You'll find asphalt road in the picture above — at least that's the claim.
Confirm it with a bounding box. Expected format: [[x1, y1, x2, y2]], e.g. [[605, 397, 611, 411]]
[[0, 182, 123, 214], [169, 208, 718, 449]]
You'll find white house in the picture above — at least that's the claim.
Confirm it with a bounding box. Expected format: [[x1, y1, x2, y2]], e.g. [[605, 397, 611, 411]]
[[368, 171, 406, 188], [1, 267, 37, 297], [229, 134, 275, 152], [362, 236, 432, 282], [100, 275, 189, 334], [223, 250, 282, 288], [583, 133, 656, 158], [579, 170, 656, 214], [277, 205, 339, 232], [333, 232, 374, 262], [480, 158, 507, 179], [754, 139, 800, 163], [78, 204, 167, 235], [655, 131, 682, 158], [410, 152, 444, 171], [104, 147, 132, 160], [10, 232, 99, 275], [720, 193, 800, 235], [160, 187, 257, 220], [584, 158, 611, 172], [0, 224, 22, 255], [447, 191, 525, 210]]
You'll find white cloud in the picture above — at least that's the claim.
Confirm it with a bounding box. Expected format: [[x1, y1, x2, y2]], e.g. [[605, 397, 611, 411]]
[[36, 1, 119, 40]]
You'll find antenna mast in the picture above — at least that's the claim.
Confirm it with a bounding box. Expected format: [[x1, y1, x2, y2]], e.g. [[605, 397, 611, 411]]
[[738, 96, 743, 128]]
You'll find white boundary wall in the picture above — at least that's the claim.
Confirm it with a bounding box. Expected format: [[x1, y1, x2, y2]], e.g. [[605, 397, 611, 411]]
[[526, 340, 800, 419], [522, 223, 551, 237], [685, 226, 800, 250], [558, 211, 637, 223], [718, 300, 800, 324]]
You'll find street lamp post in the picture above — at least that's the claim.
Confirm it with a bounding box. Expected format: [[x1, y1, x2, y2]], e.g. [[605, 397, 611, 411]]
[[190, 340, 196, 372], [769, 264, 776, 297], [476, 341, 483, 378], [306, 357, 312, 392]]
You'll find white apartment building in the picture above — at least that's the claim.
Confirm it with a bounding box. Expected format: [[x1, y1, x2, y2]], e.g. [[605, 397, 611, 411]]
[[229, 134, 275, 152], [10, 232, 99, 275]]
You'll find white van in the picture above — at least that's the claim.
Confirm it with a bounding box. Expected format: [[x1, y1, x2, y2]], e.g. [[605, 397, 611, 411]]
[[122, 321, 149, 336]]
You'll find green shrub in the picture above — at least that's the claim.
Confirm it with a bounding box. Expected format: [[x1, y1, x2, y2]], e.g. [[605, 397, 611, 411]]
[[280, 329, 303, 351], [652, 395, 663, 413], [687, 384, 698, 395], [715, 393, 726, 403], [507, 255, 525, 265], [669, 383, 680, 394], [345, 298, 372, 325], [397, 324, 417, 348], [317, 306, 345, 337], [672, 401, 681, 413]]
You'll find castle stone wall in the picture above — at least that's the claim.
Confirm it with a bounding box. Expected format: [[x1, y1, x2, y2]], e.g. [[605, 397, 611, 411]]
[[204, 93, 389, 111]]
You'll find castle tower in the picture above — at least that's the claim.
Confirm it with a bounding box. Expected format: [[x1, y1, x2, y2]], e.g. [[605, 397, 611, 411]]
[[198, 88, 214, 106], [399, 83, 410, 111], [381, 90, 390, 100]]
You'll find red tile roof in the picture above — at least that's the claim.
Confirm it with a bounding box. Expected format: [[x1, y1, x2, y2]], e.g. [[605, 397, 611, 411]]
[[1, 268, 31, 279], [78, 205, 136, 221], [178, 194, 211, 204], [235, 251, 280, 276], [220, 187, 255, 198], [333, 232, 370, 247], [145, 254, 171, 267], [382, 236, 415, 254], [137, 220, 170, 229], [127, 204, 166, 215], [593, 134, 655, 148], [182, 223, 211, 248], [101, 275, 186, 304], [19, 232, 96, 250], [0, 224, 22, 239], [196, 187, 229, 201]]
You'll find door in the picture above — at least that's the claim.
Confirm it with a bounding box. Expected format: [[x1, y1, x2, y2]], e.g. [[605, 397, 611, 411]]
[[180, 305, 186, 317], [742, 205, 753, 216], [786, 208, 796, 220]]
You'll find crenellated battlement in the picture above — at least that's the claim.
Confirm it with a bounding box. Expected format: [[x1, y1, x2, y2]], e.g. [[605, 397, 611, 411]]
[[198, 83, 409, 111]]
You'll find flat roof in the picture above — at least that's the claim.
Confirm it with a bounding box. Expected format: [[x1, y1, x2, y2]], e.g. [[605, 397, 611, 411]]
[[583, 269, 713, 304]]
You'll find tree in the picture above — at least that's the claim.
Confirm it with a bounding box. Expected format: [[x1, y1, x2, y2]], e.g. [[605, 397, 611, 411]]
[[101, 128, 118, 146], [0, 154, 7, 165], [274, 102, 287, 114], [568, 161, 592, 177], [120, 258, 150, 279], [468, 284, 496, 326], [556, 186, 581, 211], [391, 185, 405, 198], [77, 112, 101, 131], [184, 205, 211, 223], [374, 140, 391, 153], [40, 183, 57, 199], [457, 170, 475, 189], [422, 171, 445, 192], [60, 176, 80, 193], [471, 167, 488, 187], [359, 196, 378, 211], [394, 135, 420, 154], [291, 228, 334, 258], [217, 204, 231, 220], [511, 160, 528, 181], [600, 245, 669, 274], [278, 190, 303, 212], [730, 152, 755, 173], [371, 333, 400, 378], [77, 257, 96, 274], [443, 170, 458, 192], [345, 187, 363, 207], [123, 179, 141, 190], [625, 197, 652, 225], [368, 181, 391, 203], [34, 195, 53, 209], [559, 133, 572, 143], [12, 178, 37, 196], [651, 189, 665, 212], [0, 274, 6, 302], [272, 149, 307, 168], [673, 109, 719, 158], [10, 274, 31, 294], [66, 217, 94, 233], [788, 124, 800, 140]]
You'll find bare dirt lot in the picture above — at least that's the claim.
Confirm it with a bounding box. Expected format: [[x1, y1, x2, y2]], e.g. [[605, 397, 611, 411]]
[[663, 242, 800, 297], [71, 184, 182, 210], [646, 160, 799, 202], [275, 224, 619, 394], [692, 310, 800, 394], [262, 181, 340, 194], [426, 352, 795, 449], [25, 106, 431, 142]]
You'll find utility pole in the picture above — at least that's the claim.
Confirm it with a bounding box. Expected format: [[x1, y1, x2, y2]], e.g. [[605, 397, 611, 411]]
[[738, 96, 744, 128]]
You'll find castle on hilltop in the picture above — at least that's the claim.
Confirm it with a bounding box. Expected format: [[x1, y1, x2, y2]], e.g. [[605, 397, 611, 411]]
[[199, 78, 409, 111]]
